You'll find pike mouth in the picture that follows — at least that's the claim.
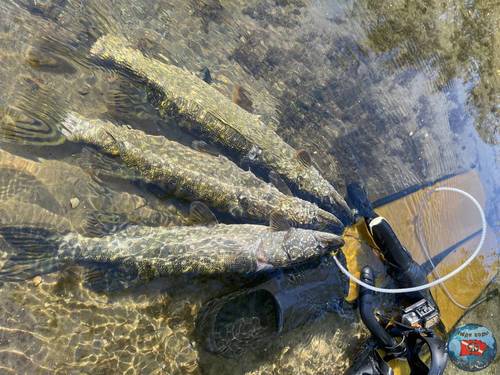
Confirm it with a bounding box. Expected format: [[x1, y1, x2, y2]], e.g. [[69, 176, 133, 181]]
[[315, 232, 344, 250], [315, 211, 344, 234]]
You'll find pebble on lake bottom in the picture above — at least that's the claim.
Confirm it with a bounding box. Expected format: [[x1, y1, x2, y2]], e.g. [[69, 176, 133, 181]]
[[32, 276, 42, 287], [70, 197, 80, 209]]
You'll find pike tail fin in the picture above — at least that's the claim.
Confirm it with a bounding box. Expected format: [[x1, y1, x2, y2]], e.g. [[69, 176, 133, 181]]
[[0, 227, 61, 281], [0, 226, 138, 292], [0, 85, 67, 146]]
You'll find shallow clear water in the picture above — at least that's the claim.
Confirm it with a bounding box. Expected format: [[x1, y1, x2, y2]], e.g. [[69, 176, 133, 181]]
[[0, 0, 498, 374]]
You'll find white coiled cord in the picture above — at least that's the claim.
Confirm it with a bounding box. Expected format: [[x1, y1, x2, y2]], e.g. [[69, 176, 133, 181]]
[[333, 187, 487, 294]]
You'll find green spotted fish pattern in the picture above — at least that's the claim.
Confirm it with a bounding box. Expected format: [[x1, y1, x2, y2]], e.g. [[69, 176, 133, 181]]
[[0, 200, 343, 282], [0, 149, 192, 235], [90, 34, 353, 223], [61, 112, 343, 232]]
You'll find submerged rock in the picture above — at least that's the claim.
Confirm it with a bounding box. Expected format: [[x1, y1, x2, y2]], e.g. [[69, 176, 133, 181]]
[[69, 197, 80, 209], [32, 275, 43, 287]]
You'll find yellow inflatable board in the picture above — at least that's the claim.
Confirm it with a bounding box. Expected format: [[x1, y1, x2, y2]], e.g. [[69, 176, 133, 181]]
[[344, 170, 498, 331]]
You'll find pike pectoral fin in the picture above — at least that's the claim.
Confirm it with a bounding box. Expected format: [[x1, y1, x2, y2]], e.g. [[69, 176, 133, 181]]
[[189, 201, 218, 225], [255, 241, 273, 272], [269, 212, 291, 232], [0, 227, 61, 281], [315, 232, 345, 250], [296, 149, 313, 168]]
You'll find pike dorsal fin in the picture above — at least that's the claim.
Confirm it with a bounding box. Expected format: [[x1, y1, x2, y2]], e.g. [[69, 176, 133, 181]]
[[269, 170, 293, 196], [296, 149, 312, 168], [189, 201, 218, 226], [270, 212, 291, 232], [80, 211, 129, 237]]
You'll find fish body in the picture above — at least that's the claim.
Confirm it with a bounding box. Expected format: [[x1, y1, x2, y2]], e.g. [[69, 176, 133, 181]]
[[61, 112, 343, 232], [0, 201, 344, 282], [0, 149, 191, 235], [58, 223, 343, 276], [90, 34, 353, 223], [0, 166, 62, 213], [0, 199, 72, 233]]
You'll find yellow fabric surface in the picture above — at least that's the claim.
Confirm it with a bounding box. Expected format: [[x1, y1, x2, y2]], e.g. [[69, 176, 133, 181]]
[[343, 170, 497, 331]]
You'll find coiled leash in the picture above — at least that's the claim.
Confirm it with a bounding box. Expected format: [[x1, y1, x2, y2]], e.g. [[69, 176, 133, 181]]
[[334, 187, 486, 294]]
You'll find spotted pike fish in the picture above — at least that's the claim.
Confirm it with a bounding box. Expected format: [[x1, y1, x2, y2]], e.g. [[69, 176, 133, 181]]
[[0, 199, 73, 234], [60, 112, 343, 232], [0, 201, 344, 285], [90, 34, 353, 223], [0, 148, 192, 235]]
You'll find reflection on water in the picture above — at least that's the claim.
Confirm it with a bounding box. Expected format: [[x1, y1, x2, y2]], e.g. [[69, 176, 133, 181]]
[[0, 0, 498, 373], [364, 0, 498, 145]]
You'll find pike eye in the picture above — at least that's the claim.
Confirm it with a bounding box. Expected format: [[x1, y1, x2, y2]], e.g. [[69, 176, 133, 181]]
[[247, 145, 261, 160], [238, 195, 250, 209]]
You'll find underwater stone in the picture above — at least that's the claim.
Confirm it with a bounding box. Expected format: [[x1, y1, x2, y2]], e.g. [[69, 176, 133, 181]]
[[70, 197, 80, 209], [32, 276, 42, 287]]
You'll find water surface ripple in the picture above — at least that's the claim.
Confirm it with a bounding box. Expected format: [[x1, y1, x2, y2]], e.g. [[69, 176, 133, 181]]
[[0, 0, 498, 374]]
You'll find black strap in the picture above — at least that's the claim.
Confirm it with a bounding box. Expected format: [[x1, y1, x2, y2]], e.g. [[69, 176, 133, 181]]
[[406, 333, 448, 375], [345, 346, 394, 375]]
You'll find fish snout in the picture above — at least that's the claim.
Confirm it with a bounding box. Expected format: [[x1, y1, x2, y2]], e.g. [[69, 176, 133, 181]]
[[315, 209, 344, 234], [325, 196, 356, 226], [314, 232, 344, 252], [282, 231, 344, 265]]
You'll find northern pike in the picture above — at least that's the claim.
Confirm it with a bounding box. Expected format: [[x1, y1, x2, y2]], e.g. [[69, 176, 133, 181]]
[[0, 201, 344, 284], [60, 112, 343, 232], [90, 34, 353, 223], [0, 148, 193, 235]]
